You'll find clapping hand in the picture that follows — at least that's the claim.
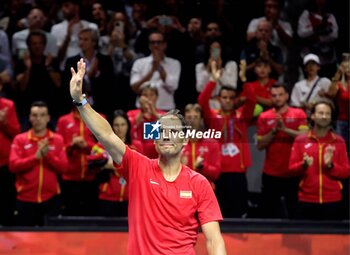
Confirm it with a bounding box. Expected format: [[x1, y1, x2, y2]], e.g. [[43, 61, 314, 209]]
[[324, 146, 334, 168], [303, 152, 313, 168]]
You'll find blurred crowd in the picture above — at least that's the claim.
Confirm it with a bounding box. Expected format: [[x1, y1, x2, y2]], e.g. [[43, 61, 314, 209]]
[[0, 0, 349, 226]]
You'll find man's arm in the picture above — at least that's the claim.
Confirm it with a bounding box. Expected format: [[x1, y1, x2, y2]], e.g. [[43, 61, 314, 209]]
[[70, 58, 125, 164], [202, 221, 226, 255]]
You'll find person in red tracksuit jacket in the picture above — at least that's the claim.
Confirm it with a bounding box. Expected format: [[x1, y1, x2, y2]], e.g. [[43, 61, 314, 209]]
[[198, 61, 256, 218], [88, 110, 143, 217], [181, 104, 221, 188], [9, 101, 68, 226], [289, 99, 350, 220], [56, 107, 97, 216], [127, 83, 165, 159], [0, 96, 20, 225]]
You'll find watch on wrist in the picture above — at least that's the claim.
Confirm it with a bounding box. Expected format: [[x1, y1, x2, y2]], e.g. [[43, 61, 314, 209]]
[[72, 94, 88, 107]]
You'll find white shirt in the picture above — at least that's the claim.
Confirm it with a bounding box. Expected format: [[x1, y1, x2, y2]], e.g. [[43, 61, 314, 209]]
[[195, 61, 237, 95], [291, 76, 331, 107], [51, 20, 98, 70], [130, 55, 181, 110], [247, 17, 293, 61], [12, 29, 58, 57]]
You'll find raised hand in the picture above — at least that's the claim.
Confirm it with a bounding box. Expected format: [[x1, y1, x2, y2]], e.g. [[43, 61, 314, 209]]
[[70, 58, 86, 102], [210, 60, 222, 82]]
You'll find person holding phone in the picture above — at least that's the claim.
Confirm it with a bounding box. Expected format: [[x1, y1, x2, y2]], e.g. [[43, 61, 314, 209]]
[[196, 40, 237, 109]]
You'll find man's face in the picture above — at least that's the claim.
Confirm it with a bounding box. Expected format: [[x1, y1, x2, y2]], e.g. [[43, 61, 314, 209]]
[[311, 103, 332, 128], [79, 31, 95, 51], [155, 115, 186, 158], [62, 2, 78, 20], [256, 21, 272, 42], [28, 9, 45, 29], [29, 106, 50, 132], [148, 33, 166, 55], [188, 18, 202, 33], [185, 109, 202, 131], [264, 0, 280, 20], [92, 3, 105, 20], [219, 89, 236, 112], [205, 22, 221, 39], [270, 87, 288, 108], [28, 35, 46, 56], [304, 61, 320, 77]]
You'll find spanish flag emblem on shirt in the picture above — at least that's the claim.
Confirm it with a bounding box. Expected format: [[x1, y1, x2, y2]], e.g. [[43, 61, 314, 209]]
[[180, 190, 192, 199]]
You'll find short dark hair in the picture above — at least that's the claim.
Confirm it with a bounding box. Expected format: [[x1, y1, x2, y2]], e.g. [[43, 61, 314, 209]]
[[255, 57, 271, 66], [270, 83, 287, 92], [26, 30, 47, 47], [30, 101, 49, 114], [159, 109, 187, 133], [219, 86, 237, 97]]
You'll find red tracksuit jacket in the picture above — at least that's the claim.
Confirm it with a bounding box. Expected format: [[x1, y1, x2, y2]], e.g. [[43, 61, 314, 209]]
[[198, 80, 256, 172], [0, 97, 20, 167], [9, 129, 68, 203], [181, 138, 221, 181], [56, 110, 96, 181], [289, 130, 350, 203]]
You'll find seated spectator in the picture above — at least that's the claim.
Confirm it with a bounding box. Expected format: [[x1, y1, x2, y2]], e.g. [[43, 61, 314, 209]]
[[195, 40, 237, 96], [289, 99, 350, 220], [63, 28, 114, 118], [240, 58, 277, 113], [0, 95, 20, 226], [0, 30, 14, 97], [290, 53, 331, 116], [99, 11, 138, 112], [9, 101, 68, 226], [130, 31, 181, 111], [12, 7, 58, 66], [50, 0, 98, 70], [240, 20, 284, 82], [246, 0, 293, 62], [90, 1, 109, 37], [297, 0, 338, 78], [56, 105, 98, 216], [14, 30, 61, 130], [92, 110, 143, 217], [181, 104, 221, 188], [127, 83, 165, 159]]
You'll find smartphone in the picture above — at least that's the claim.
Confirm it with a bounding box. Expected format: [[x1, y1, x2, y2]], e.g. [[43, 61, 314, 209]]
[[211, 48, 220, 59], [115, 21, 124, 33], [158, 16, 173, 26]]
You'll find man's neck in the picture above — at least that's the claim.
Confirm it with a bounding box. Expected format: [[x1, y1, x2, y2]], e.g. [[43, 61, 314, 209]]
[[158, 155, 182, 182], [275, 104, 288, 114], [83, 50, 95, 61], [313, 126, 330, 138], [33, 128, 47, 137], [307, 74, 317, 81]]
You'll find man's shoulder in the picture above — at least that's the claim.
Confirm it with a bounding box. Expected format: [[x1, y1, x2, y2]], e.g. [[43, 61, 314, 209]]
[[12, 29, 28, 40], [0, 97, 15, 107]]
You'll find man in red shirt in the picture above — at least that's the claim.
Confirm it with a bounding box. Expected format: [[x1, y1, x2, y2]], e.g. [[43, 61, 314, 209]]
[[69, 59, 226, 255], [181, 103, 221, 187], [257, 84, 308, 218], [9, 101, 68, 226], [198, 61, 256, 218], [56, 107, 97, 216], [127, 83, 165, 158], [289, 99, 350, 220], [0, 96, 20, 225]]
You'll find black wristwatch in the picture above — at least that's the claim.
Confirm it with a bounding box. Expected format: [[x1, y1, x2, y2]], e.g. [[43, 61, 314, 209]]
[[72, 94, 88, 107]]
